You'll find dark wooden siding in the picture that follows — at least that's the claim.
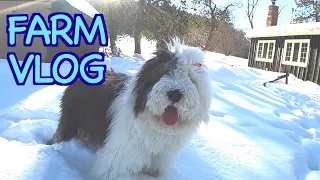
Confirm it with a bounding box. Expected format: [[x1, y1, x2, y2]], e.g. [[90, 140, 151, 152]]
[[248, 35, 320, 85]]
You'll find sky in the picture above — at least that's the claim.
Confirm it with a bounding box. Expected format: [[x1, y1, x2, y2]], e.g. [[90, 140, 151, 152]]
[[79, 0, 297, 33], [171, 0, 297, 32], [229, 0, 296, 31]]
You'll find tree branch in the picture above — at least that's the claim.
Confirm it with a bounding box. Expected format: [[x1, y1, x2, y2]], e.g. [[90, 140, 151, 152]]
[[147, 3, 181, 24], [244, 0, 259, 29], [278, 5, 286, 16]]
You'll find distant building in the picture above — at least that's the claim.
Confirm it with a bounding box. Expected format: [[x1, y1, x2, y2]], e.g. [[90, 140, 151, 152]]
[[0, 0, 100, 62], [246, 1, 320, 85]]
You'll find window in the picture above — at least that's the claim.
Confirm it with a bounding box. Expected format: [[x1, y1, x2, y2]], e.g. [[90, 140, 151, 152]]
[[282, 39, 310, 67], [255, 40, 276, 62]]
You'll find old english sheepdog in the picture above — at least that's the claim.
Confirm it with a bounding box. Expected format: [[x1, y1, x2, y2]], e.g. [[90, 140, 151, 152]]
[[48, 38, 212, 180]]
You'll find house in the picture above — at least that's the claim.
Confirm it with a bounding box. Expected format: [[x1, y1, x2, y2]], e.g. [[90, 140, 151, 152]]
[[246, 1, 320, 85], [0, 0, 100, 62]]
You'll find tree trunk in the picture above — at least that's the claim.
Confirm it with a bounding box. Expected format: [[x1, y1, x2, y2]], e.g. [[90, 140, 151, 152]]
[[204, 18, 216, 51], [204, 4, 217, 51], [250, 20, 254, 29], [205, 29, 213, 50], [107, 3, 117, 54], [134, 27, 142, 54], [134, 0, 144, 54], [314, 1, 320, 22]]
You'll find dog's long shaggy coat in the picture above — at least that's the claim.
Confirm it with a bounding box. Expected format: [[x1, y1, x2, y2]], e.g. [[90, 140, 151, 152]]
[[49, 39, 212, 180]]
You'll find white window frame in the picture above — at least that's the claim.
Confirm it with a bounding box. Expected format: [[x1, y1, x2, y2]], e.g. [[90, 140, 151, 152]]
[[255, 40, 276, 63], [281, 39, 310, 67]]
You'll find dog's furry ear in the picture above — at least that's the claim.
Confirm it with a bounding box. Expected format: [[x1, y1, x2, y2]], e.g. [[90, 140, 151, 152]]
[[107, 67, 115, 72], [166, 36, 183, 54], [154, 37, 184, 55], [153, 49, 175, 60]]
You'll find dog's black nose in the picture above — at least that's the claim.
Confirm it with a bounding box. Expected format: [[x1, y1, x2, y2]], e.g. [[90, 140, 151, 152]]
[[167, 90, 183, 103]]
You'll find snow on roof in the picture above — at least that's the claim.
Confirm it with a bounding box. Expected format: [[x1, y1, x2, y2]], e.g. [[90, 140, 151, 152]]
[[66, 0, 100, 18], [246, 22, 320, 38]]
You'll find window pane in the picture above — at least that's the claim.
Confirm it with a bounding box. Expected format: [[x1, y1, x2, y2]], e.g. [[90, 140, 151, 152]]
[[300, 53, 306, 63], [292, 43, 300, 62], [268, 43, 274, 59], [285, 43, 292, 61], [262, 43, 268, 58], [257, 43, 263, 58], [300, 43, 308, 63]]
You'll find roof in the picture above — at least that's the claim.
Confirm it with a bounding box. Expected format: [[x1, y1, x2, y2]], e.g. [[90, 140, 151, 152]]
[[245, 22, 320, 38], [0, 0, 99, 18], [66, 0, 100, 18]]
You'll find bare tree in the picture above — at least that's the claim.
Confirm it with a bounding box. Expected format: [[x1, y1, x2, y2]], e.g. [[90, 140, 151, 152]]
[[133, 0, 180, 54], [133, 0, 145, 54], [193, 0, 237, 50], [213, 22, 249, 57], [244, 0, 259, 29], [278, 5, 286, 16], [294, 0, 320, 23], [183, 15, 208, 48], [275, 4, 288, 24], [107, 1, 117, 54], [316, 0, 320, 22]]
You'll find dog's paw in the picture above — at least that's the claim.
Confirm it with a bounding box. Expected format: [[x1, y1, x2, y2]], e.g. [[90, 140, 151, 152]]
[[141, 167, 161, 178]]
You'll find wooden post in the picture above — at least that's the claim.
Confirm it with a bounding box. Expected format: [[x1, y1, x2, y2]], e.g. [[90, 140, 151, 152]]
[[263, 72, 289, 86], [307, 38, 318, 81], [248, 40, 253, 67]]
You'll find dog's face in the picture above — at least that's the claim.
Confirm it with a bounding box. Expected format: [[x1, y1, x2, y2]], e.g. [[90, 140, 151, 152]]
[[132, 40, 211, 135]]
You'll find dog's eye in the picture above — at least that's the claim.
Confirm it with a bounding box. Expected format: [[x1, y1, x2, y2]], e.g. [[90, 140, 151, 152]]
[[193, 63, 202, 67]]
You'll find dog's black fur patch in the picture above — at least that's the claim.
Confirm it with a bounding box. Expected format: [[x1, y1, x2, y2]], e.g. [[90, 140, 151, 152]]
[[47, 70, 129, 148], [132, 50, 177, 117]]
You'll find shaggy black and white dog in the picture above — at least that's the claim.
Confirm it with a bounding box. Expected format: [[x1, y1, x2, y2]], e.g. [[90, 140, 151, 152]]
[[48, 38, 211, 180]]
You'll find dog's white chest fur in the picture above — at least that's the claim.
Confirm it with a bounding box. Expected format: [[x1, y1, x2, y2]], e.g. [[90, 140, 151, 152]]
[[90, 83, 195, 180]]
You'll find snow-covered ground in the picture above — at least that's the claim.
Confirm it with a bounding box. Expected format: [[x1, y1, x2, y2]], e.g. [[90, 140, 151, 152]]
[[0, 38, 320, 180]]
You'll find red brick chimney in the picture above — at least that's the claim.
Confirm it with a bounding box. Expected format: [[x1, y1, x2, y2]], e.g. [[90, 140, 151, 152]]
[[266, 1, 279, 26]]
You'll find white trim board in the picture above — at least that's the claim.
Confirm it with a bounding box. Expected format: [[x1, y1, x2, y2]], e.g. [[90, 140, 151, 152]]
[[255, 40, 276, 63], [281, 39, 310, 68], [246, 22, 320, 38]]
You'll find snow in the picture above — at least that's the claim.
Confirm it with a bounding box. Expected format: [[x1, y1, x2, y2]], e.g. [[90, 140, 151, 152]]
[[115, 35, 158, 61], [1, 37, 320, 180], [246, 22, 320, 38], [66, 0, 100, 18]]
